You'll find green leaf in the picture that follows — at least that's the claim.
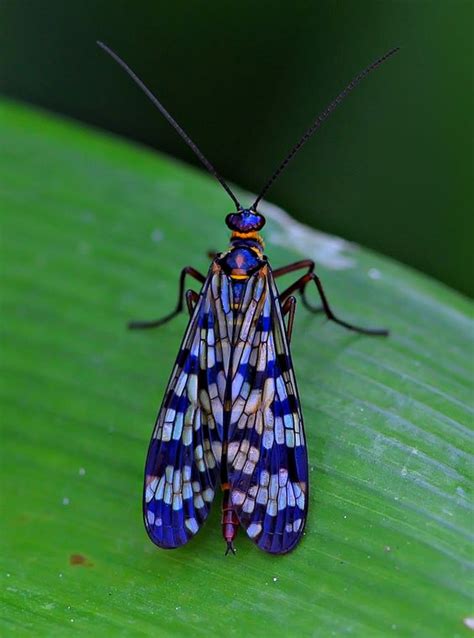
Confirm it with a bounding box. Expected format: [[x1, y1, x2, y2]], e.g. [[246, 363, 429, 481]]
[[1, 99, 472, 637]]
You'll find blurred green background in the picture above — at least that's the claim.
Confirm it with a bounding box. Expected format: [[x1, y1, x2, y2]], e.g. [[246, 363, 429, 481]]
[[1, 1, 472, 296]]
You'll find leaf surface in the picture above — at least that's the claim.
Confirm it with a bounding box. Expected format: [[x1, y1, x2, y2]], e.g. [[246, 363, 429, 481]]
[[1, 100, 472, 637]]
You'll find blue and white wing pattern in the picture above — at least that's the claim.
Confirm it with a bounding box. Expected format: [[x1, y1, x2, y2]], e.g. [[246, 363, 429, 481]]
[[227, 267, 308, 554], [143, 263, 308, 554], [143, 267, 233, 548]]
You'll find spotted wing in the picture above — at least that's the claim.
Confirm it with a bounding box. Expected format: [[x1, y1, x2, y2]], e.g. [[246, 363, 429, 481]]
[[143, 267, 233, 548], [227, 268, 308, 554]]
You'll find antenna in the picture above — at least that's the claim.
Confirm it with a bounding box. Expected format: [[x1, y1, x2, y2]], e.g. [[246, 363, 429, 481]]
[[97, 41, 242, 210], [253, 47, 399, 210]]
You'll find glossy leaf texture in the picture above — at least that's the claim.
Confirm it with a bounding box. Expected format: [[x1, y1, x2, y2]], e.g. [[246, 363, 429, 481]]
[[1, 100, 472, 637]]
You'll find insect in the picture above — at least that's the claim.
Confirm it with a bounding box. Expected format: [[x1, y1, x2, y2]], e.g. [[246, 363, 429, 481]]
[[98, 42, 398, 554]]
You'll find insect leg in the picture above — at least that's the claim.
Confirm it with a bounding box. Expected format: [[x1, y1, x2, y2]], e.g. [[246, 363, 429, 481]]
[[272, 259, 315, 279], [281, 295, 297, 343], [128, 266, 206, 329], [185, 289, 199, 316], [300, 288, 323, 314], [279, 272, 389, 336], [273, 260, 323, 314]]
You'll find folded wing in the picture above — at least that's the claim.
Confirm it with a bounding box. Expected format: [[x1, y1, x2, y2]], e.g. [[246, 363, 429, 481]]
[[143, 267, 233, 548], [227, 268, 308, 554]]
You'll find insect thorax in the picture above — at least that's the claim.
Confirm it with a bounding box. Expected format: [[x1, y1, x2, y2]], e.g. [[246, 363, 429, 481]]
[[218, 237, 265, 278]]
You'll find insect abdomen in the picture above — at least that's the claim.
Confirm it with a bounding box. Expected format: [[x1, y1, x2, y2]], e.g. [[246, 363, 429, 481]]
[[221, 485, 239, 554]]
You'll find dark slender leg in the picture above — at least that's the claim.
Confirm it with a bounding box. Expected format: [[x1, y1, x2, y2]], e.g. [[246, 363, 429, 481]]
[[300, 287, 323, 314], [273, 259, 315, 279], [207, 250, 219, 260], [281, 296, 297, 343], [273, 260, 323, 314], [128, 266, 206, 329], [280, 272, 388, 336], [185, 289, 199, 316]]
